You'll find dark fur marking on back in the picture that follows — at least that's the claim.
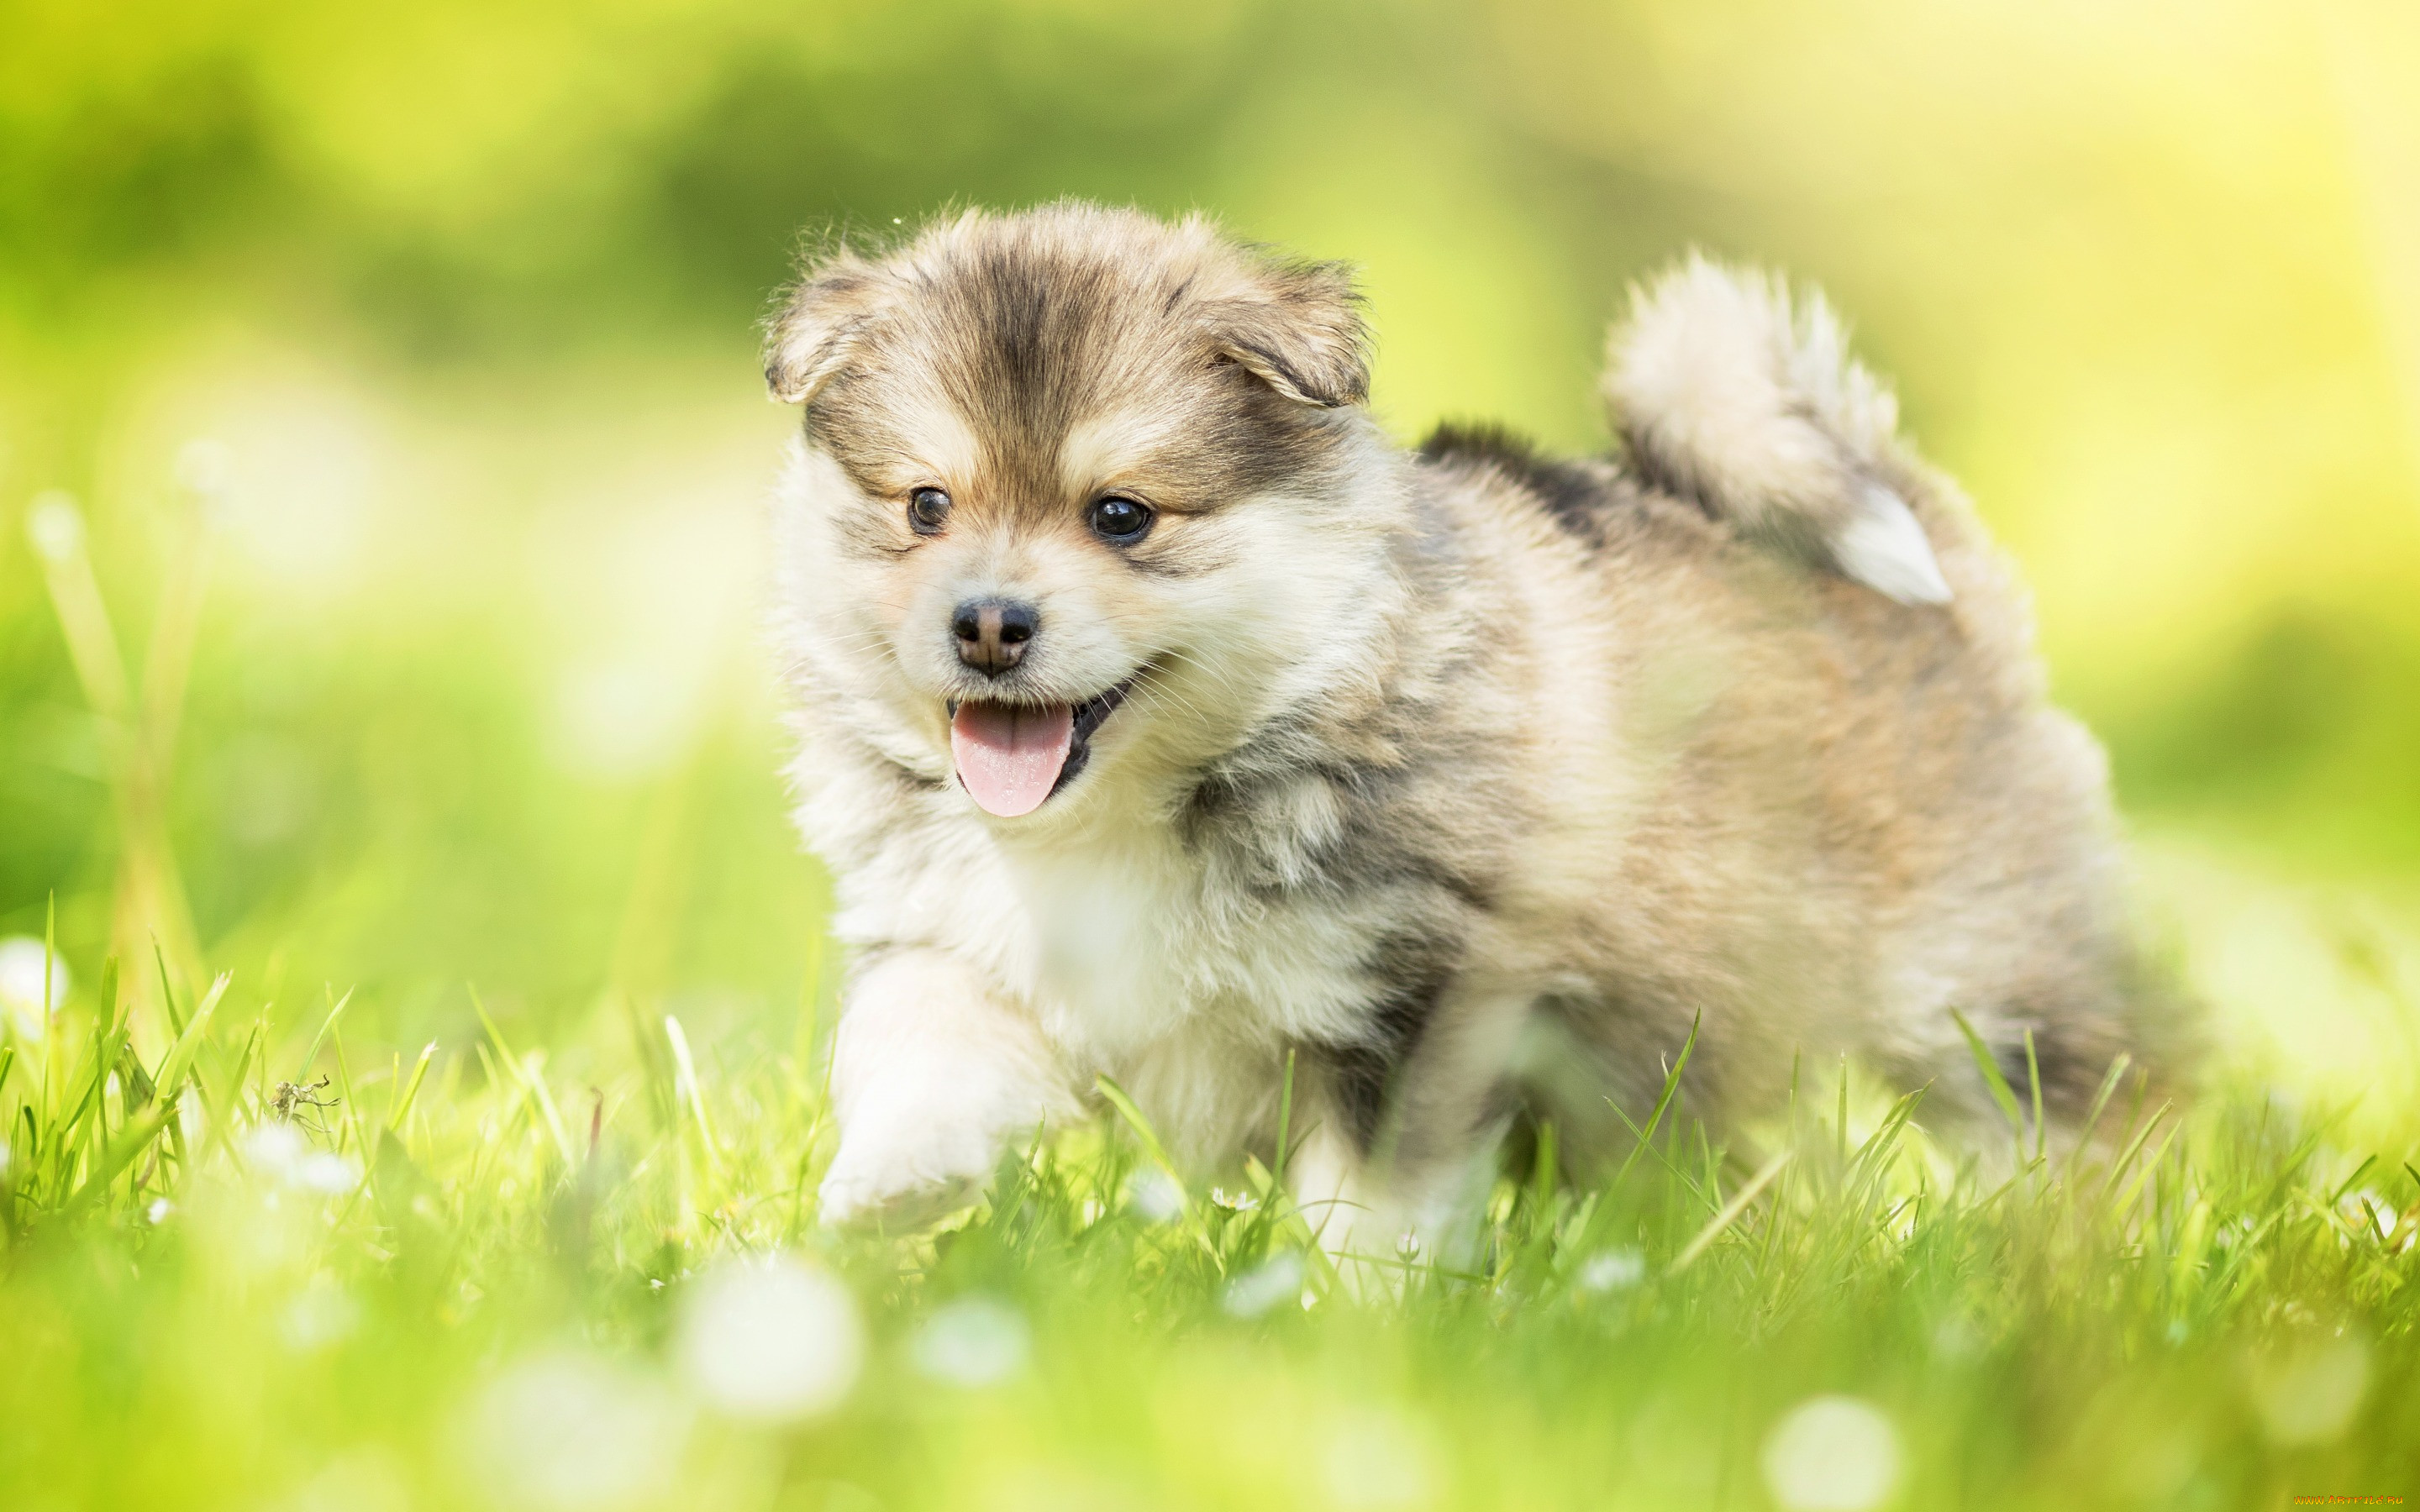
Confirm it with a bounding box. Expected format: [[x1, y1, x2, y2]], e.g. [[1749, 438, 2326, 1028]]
[[1616, 448, 1710, 521], [1419, 422, 1611, 543]]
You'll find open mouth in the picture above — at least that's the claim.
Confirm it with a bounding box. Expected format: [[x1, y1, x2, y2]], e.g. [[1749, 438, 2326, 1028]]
[[946, 680, 1132, 817]]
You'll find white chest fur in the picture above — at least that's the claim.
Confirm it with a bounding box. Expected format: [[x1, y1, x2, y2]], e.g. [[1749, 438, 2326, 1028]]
[[987, 818, 1378, 1072], [994, 823, 1208, 1058]]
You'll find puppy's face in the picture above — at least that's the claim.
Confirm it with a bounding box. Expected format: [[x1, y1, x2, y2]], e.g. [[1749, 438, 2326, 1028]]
[[771, 208, 1392, 823]]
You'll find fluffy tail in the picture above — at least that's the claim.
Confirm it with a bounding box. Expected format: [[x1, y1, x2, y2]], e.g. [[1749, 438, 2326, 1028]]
[[1602, 256, 1952, 606]]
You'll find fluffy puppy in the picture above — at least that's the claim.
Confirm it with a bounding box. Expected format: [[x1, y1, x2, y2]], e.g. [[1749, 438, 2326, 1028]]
[[766, 202, 2184, 1250]]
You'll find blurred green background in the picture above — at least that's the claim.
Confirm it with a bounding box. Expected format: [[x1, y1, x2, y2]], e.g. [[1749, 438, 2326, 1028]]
[[3, 0, 2418, 1097]]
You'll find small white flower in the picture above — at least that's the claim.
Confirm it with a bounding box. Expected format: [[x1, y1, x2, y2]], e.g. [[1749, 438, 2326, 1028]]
[[1578, 1248, 1645, 1293], [1221, 1252, 1306, 1319], [1128, 1169, 1185, 1222], [676, 1255, 864, 1423], [1210, 1185, 1259, 1212], [459, 1351, 687, 1512], [1761, 1396, 1902, 1512], [910, 1297, 1029, 1388], [0, 937, 69, 1042], [146, 1197, 173, 1225]]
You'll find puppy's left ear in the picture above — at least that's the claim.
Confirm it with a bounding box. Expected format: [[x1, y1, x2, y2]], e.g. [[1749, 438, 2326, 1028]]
[[765, 254, 896, 405], [1200, 258, 1369, 408]]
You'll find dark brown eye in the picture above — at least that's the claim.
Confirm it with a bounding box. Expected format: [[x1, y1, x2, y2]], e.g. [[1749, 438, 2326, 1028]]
[[908, 487, 951, 535], [1088, 495, 1152, 543]]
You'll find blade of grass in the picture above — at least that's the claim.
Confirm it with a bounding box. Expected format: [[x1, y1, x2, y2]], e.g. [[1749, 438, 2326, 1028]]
[[1949, 1009, 2025, 1137], [2112, 1121, 2181, 1215], [329, 1024, 367, 1158], [662, 1014, 718, 1175], [1614, 1011, 1699, 1184], [1099, 1074, 1228, 1268], [1271, 1047, 1297, 1189], [219, 1021, 263, 1115], [58, 1011, 133, 1151], [2024, 1028, 2045, 1164], [1096, 1074, 1181, 1184], [87, 1016, 112, 1167], [43, 892, 58, 1034], [150, 973, 228, 1101], [32, 496, 205, 1001], [2060, 1053, 2135, 1179], [60, 1101, 170, 1219], [34, 896, 60, 1120], [388, 1042, 439, 1132], [2100, 1100, 2175, 1205], [471, 987, 575, 1165], [27, 493, 131, 726], [1670, 1148, 1791, 1273], [297, 988, 353, 1077], [2202, 1210, 2283, 1303], [2327, 1154, 2378, 1207], [1836, 1054, 1850, 1173], [1845, 1086, 1929, 1194], [152, 939, 187, 1041], [1602, 1095, 1718, 1213]]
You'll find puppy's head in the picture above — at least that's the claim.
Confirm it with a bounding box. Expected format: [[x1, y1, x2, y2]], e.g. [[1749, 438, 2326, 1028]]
[[771, 204, 1400, 823]]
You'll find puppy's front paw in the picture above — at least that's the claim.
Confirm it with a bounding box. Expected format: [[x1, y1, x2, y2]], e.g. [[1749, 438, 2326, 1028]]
[[815, 1113, 1002, 1230], [817, 1154, 981, 1230]]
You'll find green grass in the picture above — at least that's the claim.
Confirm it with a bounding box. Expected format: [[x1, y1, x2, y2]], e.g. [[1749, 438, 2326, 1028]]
[[0, 936, 2415, 1511], [3, 466, 2418, 1512]]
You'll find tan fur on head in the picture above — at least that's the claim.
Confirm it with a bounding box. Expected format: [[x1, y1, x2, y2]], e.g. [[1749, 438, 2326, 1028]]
[[1605, 255, 1952, 605], [765, 205, 1368, 410]]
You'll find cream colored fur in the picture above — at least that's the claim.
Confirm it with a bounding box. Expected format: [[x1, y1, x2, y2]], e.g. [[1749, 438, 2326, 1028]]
[[1607, 256, 1952, 605], [763, 205, 2187, 1260]]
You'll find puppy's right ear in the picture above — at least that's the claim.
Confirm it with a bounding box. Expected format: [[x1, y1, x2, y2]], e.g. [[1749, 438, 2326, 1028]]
[[1198, 257, 1369, 408], [765, 255, 895, 405]]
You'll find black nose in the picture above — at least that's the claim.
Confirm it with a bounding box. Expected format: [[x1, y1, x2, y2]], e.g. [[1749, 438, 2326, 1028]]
[[951, 598, 1039, 676]]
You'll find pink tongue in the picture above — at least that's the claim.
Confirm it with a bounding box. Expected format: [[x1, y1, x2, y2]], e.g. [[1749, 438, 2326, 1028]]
[[950, 702, 1075, 817]]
